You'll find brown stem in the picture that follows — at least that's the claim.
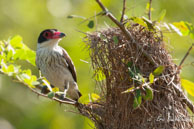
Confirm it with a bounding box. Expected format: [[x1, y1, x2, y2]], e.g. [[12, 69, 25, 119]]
[[179, 43, 194, 68], [148, 0, 152, 20], [172, 82, 194, 113], [120, 0, 126, 23]]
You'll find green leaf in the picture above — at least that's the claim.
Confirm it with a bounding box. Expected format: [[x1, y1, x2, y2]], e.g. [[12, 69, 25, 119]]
[[113, 36, 119, 44], [133, 89, 142, 109], [48, 92, 55, 99], [13, 49, 26, 60], [95, 68, 106, 81], [1, 63, 20, 76], [173, 21, 189, 36], [67, 15, 74, 19], [88, 20, 94, 28], [10, 35, 23, 49], [169, 24, 182, 36], [153, 66, 165, 76], [142, 17, 154, 30], [25, 50, 36, 66], [181, 79, 194, 96], [67, 15, 86, 19], [149, 73, 154, 84], [6, 44, 15, 61], [158, 9, 166, 22], [130, 17, 147, 27], [143, 86, 153, 101], [122, 86, 135, 94], [146, 2, 154, 12], [127, 62, 140, 78], [91, 93, 100, 101]]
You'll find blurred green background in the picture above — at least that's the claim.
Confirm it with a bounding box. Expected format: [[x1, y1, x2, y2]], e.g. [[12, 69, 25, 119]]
[[0, 0, 194, 129]]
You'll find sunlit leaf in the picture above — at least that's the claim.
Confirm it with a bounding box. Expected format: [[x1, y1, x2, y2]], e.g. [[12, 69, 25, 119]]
[[169, 24, 182, 36], [91, 93, 100, 101], [1, 63, 20, 76], [142, 17, 154, 30], [95, 68, 106, 81], [13, 49, 26, 60], [88, 20, 94, 28], [130, 17, 147, 27], [158, 9, 166, 22], [52, 87, 59, 92], [7, 64, 15, 76], [6, 44, 15, 61], [122, 86, 135, 94], [146, 2, 154, 11], [133, 89, 142, 109], [181, 79, 194, 96], [184, 22, 194, 39], [153, 66, 165, 76], [149, 73, 154, 84], [10, 35, 23, 49], [25, 49, 36, 66], [173, 21, 189, 36]]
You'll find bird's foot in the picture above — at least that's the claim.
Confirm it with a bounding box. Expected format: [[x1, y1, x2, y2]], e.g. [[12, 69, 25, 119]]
[[41, 85, 49, 94]]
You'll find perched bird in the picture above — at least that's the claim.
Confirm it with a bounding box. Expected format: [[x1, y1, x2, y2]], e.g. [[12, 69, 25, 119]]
[[36, 29, 82, 101]]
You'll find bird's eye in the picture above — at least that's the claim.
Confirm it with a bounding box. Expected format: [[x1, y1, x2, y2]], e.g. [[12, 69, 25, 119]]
[[43, 32, 52, 39], [45, 32, 48, 36]]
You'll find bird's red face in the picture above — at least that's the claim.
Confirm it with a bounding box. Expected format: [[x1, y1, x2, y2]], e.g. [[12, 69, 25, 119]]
[[43, 31, 65, 39], [38, 29, 66, 43]]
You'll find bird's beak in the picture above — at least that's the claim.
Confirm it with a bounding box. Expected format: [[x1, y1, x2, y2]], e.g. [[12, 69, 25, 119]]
[[52, 31, 66, 39]]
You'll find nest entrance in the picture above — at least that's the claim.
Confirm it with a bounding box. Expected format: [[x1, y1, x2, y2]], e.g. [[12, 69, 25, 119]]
[[85, 24, 193, 129]]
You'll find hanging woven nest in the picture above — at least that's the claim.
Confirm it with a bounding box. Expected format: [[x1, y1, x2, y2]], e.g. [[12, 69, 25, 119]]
[[84, 22, 194, 129]]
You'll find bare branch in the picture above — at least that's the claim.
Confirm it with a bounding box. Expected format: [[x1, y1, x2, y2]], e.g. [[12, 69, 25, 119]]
[[179, 43, 194, 68], [30, 87, 76, 105], [148, 0, 152, 20], [120, 0, 126, 23], [172, 82, 194, 113]]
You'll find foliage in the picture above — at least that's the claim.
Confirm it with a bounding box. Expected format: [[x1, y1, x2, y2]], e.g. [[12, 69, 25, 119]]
[[0, 36, 39, 88]]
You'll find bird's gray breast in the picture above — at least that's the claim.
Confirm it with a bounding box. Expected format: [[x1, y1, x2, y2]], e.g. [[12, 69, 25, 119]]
[[36, 48, 74, 90]]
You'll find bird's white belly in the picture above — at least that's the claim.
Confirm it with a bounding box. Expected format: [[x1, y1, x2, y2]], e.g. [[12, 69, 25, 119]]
[[36, 49, 74, 90], [43, 65, 72, 90]]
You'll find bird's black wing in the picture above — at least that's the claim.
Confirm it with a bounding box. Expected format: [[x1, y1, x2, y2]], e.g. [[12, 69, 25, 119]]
[[62, 48, 77, 82]]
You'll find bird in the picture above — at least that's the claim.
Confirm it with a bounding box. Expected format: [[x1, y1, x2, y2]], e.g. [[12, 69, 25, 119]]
[[36, 29, 82, 101]]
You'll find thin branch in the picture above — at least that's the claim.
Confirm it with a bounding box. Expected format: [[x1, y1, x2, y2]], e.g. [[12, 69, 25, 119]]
[[172, 82, 194, 113], [148, 0, 152, 20], [95, 0, 157, 66], [30, 87, 76, 105], [179, 43, 194, 68], [120, 0, 126, 23]]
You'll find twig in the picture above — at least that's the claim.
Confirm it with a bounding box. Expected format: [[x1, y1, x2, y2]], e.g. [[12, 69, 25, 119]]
[[95, 0, 157, 66], [172, 82, 194, 113], [120, 0, 126, 23], [179, 43, 194, 68], [148, 0, 152, 20], [30, 87, 76, 105]]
